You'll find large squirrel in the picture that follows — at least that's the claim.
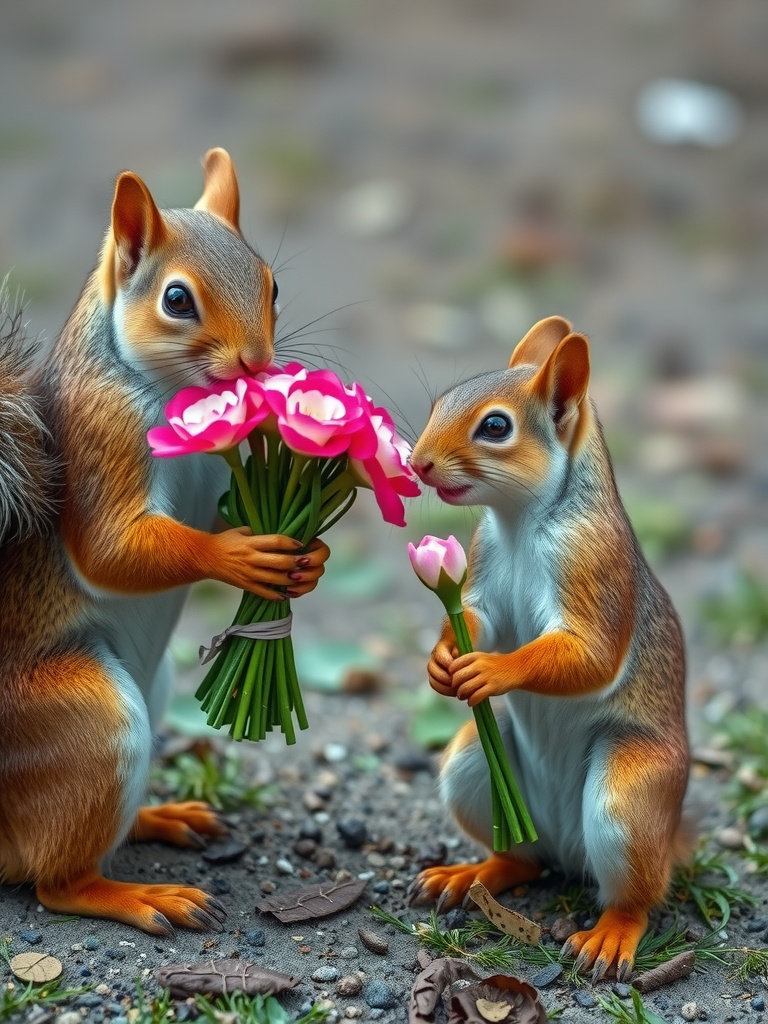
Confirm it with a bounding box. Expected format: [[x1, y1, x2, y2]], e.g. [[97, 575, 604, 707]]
[[0, 150, 329, 935], [408, 317, 691, 980]]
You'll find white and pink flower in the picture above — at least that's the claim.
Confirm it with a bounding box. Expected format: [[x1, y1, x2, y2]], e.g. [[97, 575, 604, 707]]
[[148, 378, 269, 457], [408, 534, 467, 611]]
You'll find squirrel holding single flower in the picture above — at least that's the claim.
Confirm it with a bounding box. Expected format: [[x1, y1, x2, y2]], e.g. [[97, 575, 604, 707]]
[[409, 316, 691, 980], [0, 149, 329, 934]]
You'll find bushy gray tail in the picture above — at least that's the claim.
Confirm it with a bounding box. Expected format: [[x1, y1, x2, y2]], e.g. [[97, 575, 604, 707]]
[[0, 282, 55, 543]]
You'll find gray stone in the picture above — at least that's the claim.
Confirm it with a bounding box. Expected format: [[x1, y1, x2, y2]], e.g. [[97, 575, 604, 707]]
[[532, 963, 563, 988], [337, 818, 368, 849], [312, 965, 340, 983], [363, 980, 398, 1009]]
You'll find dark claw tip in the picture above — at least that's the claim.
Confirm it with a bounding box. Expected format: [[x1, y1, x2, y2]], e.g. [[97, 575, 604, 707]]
[[153, 912, 176, 938]]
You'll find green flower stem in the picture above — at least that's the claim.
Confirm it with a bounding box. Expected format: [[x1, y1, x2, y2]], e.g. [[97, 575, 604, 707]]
[[447, 611, 538, 849], [221, 447, 263, 534]]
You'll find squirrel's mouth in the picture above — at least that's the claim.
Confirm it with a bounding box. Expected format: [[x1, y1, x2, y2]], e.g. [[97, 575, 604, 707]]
[[436, 484, 472, 504]]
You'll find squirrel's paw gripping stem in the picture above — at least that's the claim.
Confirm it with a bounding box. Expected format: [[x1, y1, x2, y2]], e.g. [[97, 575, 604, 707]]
[[562, 907, 648, 982]]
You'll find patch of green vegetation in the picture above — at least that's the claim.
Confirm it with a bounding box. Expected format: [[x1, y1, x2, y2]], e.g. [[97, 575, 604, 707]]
[[371, 908, 695, 984], [543, 881, 594, 917], [129, 978, 176, 1024], [596, 989, 669, 1024], [671, 845, 756, 928], [195, 990, 329, 1023], [699, 571, 768, 647], [395, 688, 471, 750], [710, 706, 768, 824], [0, 943, 90, 1023], [151, 746, 273, 812]]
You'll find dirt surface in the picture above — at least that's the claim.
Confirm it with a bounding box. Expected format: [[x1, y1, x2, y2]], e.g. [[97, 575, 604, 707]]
[[2, 1, 768, 1021]]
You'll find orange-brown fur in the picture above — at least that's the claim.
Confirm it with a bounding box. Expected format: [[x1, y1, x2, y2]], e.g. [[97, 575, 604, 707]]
[[0, 149, 329, 934], [409, 316, 690, 980]]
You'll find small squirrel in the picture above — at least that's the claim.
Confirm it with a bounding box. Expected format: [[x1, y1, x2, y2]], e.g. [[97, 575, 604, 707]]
[[0, 149, 329, 935], [409, 316, 691, 980]]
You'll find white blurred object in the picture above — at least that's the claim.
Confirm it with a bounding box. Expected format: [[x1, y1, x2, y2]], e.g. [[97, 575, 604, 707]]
[[635, 78, 744, 148], [478, 287, 535, 346], [337, 179, 412, 237]]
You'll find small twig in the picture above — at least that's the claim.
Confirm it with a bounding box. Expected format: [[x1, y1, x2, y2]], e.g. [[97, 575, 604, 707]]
[[633, 951, 696, 993]]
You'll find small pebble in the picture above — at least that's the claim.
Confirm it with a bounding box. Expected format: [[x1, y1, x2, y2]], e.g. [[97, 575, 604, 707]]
[[211, 877, 231, 894], [303, 791, 326, 812], [106, 948, 126, 960], [532, 963, 563, 988], [245, 928, 266, 947], [682, 1002, 698, 1022], [550, 916, 579, 943], [57, 1015, 83, 1024], [443, 908, 468, 930], [392, 749, 432, 773], [83, 937, 100, 951], [752, 996, 765, 1012], [201, 840, 247, 865], [746, 917, 768, 933], [276, 857, 294, 875], [575, 992, 598, 1008], [259, 880, 276, 894], [299, 820, 324, 842], [323, 743, 349, 763], [358, 927, 389, 955], [344, 1008, 363, 1019], [363, 980, 398, 1010], [415, 842, 447, 868], [337, 819, 368, 849], [339, 945, 359, 960], [77, 994, 104, 1008], [715, 827, 745, 850], [312, 965, 340, 983], [372, 881, 389, 895], [314, 848, 337, 869], [748, 807, 768, 837], [337, 975, 364, 997], [294, 838, 318, 859], [612, 983, 632, 999], [19, 929, 43, 945]]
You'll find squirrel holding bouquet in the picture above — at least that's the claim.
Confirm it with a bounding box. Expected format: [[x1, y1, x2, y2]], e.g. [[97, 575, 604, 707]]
[[0, 150, 333, 934], [409, 316, 691, 980]]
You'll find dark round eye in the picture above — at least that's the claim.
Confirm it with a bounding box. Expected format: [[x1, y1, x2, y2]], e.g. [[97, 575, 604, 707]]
[[272, 278, 279, 305], [162, 284, 196, 318], [478, 413, 513, 441]]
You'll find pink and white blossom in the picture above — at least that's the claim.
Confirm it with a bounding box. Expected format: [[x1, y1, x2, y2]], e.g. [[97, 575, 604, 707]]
[[148, 378, 269, 457], [407, 534, 467, 591]]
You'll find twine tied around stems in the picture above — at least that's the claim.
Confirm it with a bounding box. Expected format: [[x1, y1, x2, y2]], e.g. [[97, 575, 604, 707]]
[[199, 614, 294, 665]]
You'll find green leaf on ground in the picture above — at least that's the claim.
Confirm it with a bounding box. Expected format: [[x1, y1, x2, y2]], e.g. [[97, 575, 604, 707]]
[[294, 640, 381, 692]]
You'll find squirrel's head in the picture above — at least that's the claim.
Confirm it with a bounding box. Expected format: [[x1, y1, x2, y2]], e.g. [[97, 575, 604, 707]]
[[99, 148, 278, 384], [410, 316, 592, 510]]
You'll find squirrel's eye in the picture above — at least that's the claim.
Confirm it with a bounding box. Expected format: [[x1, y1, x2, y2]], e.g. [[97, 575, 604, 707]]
[[162, 284, 196, 318], [478, 413, 513, 441], [272, 278, 279, 305]]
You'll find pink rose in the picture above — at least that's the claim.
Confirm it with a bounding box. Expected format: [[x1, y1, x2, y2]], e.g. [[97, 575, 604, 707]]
[[147, 377, 270, 457], [263, 367, 375, 459]]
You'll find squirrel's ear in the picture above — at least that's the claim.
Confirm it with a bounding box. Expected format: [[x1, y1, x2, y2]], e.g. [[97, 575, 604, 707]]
[[194, 148, 240, 230], [508, 316, 572, 368], [110, 172, 166, 280], [531, 332, 591, 435]]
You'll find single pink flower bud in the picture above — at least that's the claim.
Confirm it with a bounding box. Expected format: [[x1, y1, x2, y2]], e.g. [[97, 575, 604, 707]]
[[408, 534, 467, 612]]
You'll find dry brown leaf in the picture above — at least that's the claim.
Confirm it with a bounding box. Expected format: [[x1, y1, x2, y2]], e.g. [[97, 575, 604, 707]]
[[450, 976, 547, 1024], [408, 957, 485, 1023], [155, 960, 301, 998], [256, 878, 367, 923], [467, 881, 541, 946]]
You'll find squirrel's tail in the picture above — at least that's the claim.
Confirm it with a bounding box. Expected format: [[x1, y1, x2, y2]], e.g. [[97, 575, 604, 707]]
[[0, 280, 56, 543]]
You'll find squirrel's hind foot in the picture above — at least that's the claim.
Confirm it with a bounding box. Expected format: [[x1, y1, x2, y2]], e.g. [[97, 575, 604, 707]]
[[562, 907, 648, 982], [36, 876, 227, 936], [129, 802, 227, 849], [408, 854, 541, 912]]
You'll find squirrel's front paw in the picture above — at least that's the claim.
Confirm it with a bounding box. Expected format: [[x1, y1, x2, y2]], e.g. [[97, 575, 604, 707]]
[[452, 652, 512, 705]]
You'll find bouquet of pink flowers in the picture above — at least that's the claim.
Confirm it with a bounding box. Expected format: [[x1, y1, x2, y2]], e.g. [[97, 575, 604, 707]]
[[148, 363, 420, 743]]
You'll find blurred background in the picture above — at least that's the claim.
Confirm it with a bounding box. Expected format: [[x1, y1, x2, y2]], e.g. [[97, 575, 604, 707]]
[[2, 0, 767, 745]]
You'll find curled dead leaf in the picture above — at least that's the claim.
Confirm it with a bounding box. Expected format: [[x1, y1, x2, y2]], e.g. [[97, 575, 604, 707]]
[[450, 977, 547, 1024]]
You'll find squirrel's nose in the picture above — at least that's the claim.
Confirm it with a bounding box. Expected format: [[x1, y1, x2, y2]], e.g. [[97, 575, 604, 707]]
[[411, 459, 434, 482]]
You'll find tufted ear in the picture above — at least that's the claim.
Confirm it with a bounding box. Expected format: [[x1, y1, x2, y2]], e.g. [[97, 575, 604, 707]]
[[509, 316, 572, 369], [530, 332, 591, 435], [194, 147, 240, 229], [110, 171, 166, 281]]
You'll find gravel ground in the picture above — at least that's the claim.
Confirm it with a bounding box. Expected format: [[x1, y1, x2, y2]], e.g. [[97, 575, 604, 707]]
[[2, 1, 768, 1021]]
